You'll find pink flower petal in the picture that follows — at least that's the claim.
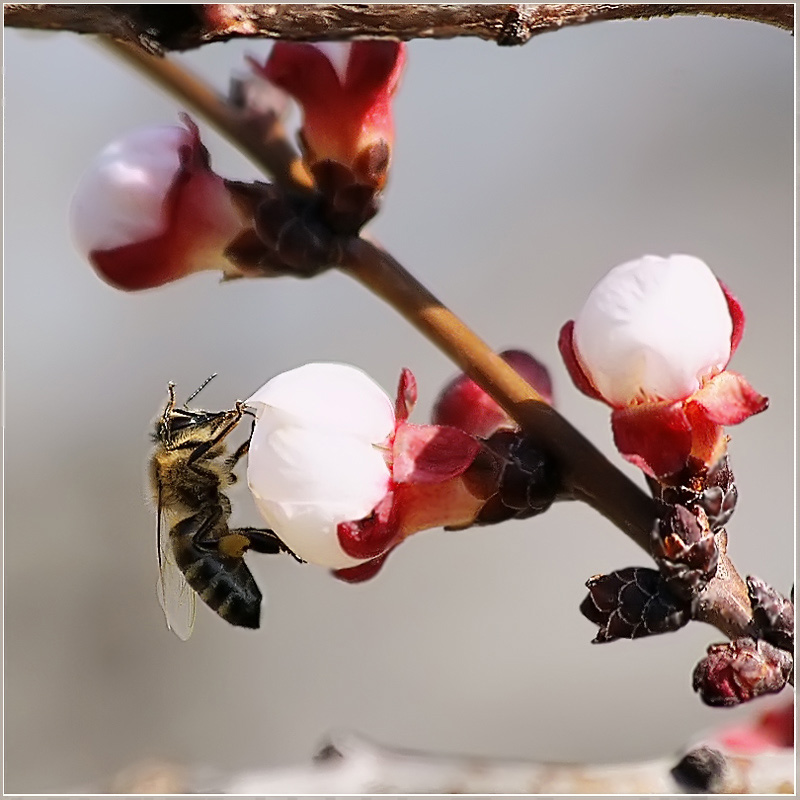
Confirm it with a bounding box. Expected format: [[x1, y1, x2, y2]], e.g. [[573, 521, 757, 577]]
[[691, 371, 769, 425], [392, 423, 481, 485], [346, 42, 406, 99]]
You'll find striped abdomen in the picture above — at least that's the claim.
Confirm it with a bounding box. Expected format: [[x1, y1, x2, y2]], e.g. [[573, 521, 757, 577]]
[[171, 529, 262, 629]]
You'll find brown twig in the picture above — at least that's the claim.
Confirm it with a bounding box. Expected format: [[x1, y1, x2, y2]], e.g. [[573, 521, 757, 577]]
[[4, 4, 794, 51], [340, 239, 656, 549]]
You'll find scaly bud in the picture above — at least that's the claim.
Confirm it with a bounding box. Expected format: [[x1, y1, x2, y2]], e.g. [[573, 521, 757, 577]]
[[651, 505, 718, 601], [693, 638, 792, 707], [651, 455, 738, 532], [580, 567, 692, 643]]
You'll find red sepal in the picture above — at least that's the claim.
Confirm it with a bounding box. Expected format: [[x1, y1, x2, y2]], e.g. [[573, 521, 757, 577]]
[[257, 42, 404, 167], [719, 280, 746, 358], [336, 492, 399, 560], [257, 44, 339, 113], [690, 371, 768, 426], [331, 548, 394, 584], [395, 367, 417, 421], [392, 423, 481, 484], [611, 402, 693, 479], [558, 321, 605, 403]]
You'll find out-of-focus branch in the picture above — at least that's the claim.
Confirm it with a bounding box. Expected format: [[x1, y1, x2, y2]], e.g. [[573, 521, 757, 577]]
[[104, 731, 796, 794], [4, 4, 793, 52], [100, 40, 313, 193]]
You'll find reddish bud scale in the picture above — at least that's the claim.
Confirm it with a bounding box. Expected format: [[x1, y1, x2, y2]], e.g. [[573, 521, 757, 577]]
[[747, 576, 794, 652], [651, 505, 718, 601], [693, 638, 792, 707], [651, 455, 738, 532]]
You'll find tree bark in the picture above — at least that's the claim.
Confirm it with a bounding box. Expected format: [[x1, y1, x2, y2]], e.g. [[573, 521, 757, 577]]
[[4, 4, 793, 54]]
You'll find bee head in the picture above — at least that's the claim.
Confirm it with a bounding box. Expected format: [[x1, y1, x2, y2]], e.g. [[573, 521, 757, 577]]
[[153, 381, 248, 455]]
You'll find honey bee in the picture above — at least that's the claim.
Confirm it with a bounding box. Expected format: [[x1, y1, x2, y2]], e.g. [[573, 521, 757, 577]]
[[150, 378, 295, 639]]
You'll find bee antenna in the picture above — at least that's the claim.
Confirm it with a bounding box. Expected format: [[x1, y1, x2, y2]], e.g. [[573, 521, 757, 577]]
[[184, 374, 217, 407]]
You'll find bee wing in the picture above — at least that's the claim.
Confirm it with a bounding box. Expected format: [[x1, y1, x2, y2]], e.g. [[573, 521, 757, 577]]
[[156, 485, 196, 641]]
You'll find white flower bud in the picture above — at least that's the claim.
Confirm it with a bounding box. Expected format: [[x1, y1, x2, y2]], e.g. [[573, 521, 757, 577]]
[[246, 363, 395, 568], [573, 255, 733, 406], [70, 125, 189, 255], [69, 119, 248, 291]]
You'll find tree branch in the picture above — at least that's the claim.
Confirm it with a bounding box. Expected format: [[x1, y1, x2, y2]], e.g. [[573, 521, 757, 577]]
[[100, 40, 313, 192], [340, 238, 656, 550], [4, 4, 794, 53]]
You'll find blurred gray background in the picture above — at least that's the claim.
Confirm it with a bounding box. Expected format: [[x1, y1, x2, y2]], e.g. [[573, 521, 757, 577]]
[[4, 15, 793, 793]]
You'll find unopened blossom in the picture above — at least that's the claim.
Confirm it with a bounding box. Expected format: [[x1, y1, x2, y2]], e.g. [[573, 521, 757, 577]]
[[253, 42, 405, 196], [246, 363, 486, 578], [70, 116, 252, 290], [559, 255, 767, 479], [432, 349, 553, 439]]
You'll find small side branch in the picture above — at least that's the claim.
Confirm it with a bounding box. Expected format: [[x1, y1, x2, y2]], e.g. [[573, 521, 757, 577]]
[[4, 4, 794, 53]]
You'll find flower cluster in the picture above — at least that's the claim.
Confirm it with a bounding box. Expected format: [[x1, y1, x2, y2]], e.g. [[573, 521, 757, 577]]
[[70, 43, 406, 289], [69, 35, 787, 707]]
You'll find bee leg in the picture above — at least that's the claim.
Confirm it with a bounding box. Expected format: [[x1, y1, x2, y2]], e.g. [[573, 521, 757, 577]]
[[225, 418, 256, 472], [233, 527, 306, 564], [186, 407, 245, 466], [183, 508, 226, 552]]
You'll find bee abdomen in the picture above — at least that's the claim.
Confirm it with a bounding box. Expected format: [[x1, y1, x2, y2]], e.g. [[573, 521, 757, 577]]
[[176, 543, 262, 629]]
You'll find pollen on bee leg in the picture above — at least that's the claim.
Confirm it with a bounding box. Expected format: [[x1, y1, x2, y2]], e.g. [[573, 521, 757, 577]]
[[218, 533, 250, 559]]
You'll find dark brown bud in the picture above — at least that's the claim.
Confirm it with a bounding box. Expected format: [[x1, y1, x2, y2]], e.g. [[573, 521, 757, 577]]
[[310, 156, 383, 235], [580, 567, 692, 643], [252, 186, 334, 277], [747, 576, 794, 652], [470, 431, 559, 526], [651, 505, 718, 600], [692, 638, 792, 707], [650, 455, 737, 531]]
